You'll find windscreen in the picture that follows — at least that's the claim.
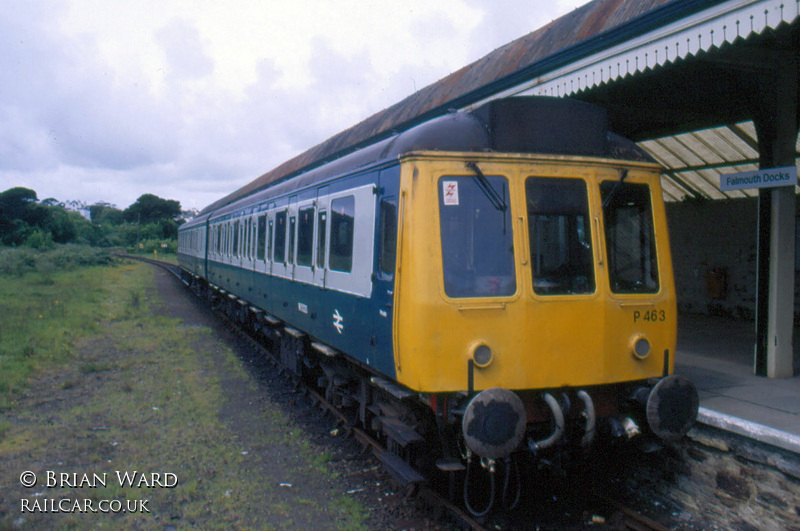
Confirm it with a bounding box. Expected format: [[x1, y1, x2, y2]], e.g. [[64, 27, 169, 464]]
[[439, 175, 516, 298], [526, 177, 595, 295], [600, 181, 659, 294]]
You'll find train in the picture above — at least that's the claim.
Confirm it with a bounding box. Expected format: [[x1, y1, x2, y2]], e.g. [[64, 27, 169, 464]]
[[178, 96, 699, 515]]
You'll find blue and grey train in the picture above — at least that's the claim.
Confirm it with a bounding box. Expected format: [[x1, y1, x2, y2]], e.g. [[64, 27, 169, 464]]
[[178, 96, 698, 514]]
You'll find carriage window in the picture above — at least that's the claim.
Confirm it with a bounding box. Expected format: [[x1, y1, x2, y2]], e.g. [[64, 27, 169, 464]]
[[257, 215, 267, 261], [317, 210, 327, 269], [439, 175, 515, 297], [526, 177, 594, 295], [232, 220, 240, 257], [247, 218, 254, 259], [227, 223, 232, 256], [288, 216, 297, 264], [330, 196, 354, 272], [297, 207, 315, 267], [243, 218, 250, 258], [379, 199, 397, 276], [601, 181, 659, 294], [274, 211, 287, 263], [267, 219, 274, 263]]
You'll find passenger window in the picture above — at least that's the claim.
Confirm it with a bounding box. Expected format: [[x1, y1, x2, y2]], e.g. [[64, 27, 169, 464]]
[[288, 216, 297, 264], [243, 219, 250, 258], [297, 207, 315, 267], [317, 210, 327, 269], [267, 219, 274, 263], [379, 199, 397, 276], [274, 211, 287, 263], [257, 215, 267, 261], [330, 196, 354, 272], [526, 177, 594, 295], [233, 220, 240, 257], [439, 175, 515, 297]]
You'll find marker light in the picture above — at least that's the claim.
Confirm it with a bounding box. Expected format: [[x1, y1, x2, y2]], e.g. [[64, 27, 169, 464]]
[[473, 344, 493, 368], [632, 336, 651, 359]]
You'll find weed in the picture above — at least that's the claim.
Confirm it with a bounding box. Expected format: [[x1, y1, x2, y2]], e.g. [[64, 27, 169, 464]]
[[129, 289, 141, 309], [78, 361, 113, 374], [61, 377, 82, 390]]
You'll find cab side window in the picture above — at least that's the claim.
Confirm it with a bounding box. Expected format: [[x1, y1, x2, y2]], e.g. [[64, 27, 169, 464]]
[[379, 199, 397, 276]]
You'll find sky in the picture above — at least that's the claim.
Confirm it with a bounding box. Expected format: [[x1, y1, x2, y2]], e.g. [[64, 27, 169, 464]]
[[1, 0, 587, 213]]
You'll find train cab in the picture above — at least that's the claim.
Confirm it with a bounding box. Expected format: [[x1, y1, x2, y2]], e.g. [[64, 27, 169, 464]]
[[393, 152, 676, 392]]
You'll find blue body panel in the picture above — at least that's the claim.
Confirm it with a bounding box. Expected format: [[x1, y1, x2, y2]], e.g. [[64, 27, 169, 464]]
[[195, 161, 402, 380]]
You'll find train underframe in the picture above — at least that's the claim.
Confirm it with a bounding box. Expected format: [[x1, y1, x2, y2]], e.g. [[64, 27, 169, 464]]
[[183, 271, 698, 517]]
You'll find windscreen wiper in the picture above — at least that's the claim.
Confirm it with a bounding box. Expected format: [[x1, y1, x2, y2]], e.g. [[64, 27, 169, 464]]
[[466, 161, 507, 212], [602, 168, 629, 209]]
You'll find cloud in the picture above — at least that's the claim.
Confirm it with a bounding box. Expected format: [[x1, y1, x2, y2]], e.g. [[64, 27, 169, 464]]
[[155, 19, 215, 81], [0, 0, 590, 211]]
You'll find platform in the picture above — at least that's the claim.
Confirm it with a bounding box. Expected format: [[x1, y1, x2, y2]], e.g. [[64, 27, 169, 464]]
[[675, 314, 800, 454]]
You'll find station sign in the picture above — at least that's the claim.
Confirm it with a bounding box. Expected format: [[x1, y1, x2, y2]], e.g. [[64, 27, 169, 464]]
[[720, 166, 798, 192]]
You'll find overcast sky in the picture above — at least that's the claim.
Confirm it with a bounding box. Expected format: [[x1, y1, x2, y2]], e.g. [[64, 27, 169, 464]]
[[2, 0, 587, 212]]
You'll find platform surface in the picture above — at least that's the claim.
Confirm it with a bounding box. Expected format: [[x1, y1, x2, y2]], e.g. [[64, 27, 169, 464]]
[[674, 314, 800, 452]]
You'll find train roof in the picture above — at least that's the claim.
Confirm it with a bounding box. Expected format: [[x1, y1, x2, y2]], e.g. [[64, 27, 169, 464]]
[[194, 96, 653, 222]]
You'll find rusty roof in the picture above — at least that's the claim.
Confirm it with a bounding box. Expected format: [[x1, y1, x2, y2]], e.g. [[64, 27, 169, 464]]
[[201, 0, 678, 213]]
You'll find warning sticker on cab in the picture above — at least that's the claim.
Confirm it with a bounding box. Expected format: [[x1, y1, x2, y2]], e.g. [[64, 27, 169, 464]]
[[443, 181, 459, 206]]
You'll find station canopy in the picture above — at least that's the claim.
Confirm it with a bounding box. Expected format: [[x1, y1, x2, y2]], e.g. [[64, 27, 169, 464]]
[[642, 121, 799, 202], [483, 0, 800, 203]]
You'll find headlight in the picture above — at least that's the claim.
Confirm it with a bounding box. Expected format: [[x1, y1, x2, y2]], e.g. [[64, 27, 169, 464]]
[[472, 344, 493, 368]]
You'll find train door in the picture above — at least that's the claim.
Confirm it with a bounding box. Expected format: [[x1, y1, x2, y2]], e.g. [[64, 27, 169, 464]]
[[254, 211, 268, 275], [294, 199, 316, 285], [272, 203, 290, 279], [288, 195, 298, 280], [313, 186, 330, 288], [266, 201, 276, 275], [372, 167, 400, 374], [241, 214, 255, 272]]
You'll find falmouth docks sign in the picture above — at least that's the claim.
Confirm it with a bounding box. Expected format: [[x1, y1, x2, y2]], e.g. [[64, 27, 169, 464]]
[[720, 166, 798, 192]]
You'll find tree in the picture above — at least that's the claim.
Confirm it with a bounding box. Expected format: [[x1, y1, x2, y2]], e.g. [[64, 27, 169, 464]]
[[0, 187, 38, 220], [89, 203, 124, 225], [0, 187, 39, 245], [123, 194, 181, 224]]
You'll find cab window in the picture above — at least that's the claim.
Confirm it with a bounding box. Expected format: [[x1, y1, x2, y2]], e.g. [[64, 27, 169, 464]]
[[601, 181, 659, 293], [438, 175, 515, 298], [526, 177, 594, 295], [379, 199, 397, 276]]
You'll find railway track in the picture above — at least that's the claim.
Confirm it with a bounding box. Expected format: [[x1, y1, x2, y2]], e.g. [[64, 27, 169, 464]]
[[124, 254, 673, 530]]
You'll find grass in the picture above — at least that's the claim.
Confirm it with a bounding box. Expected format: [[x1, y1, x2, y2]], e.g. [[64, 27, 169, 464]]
[[0, 269, 107, 409], [0, 248, 369, 530]]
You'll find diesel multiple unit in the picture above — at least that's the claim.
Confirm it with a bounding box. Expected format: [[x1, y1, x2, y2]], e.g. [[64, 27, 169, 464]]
[[178, 96, 698, 515]]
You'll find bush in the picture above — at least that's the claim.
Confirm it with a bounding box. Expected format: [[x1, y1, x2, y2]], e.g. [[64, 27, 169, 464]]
[[0, 248, 36, 276], [0, 245, 117, 276], [127, 239, 177, 255], [25, 229, 55, 250]]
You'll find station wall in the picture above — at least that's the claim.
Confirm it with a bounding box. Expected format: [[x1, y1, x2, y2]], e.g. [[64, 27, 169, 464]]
[[667, 197, 762, 319]]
